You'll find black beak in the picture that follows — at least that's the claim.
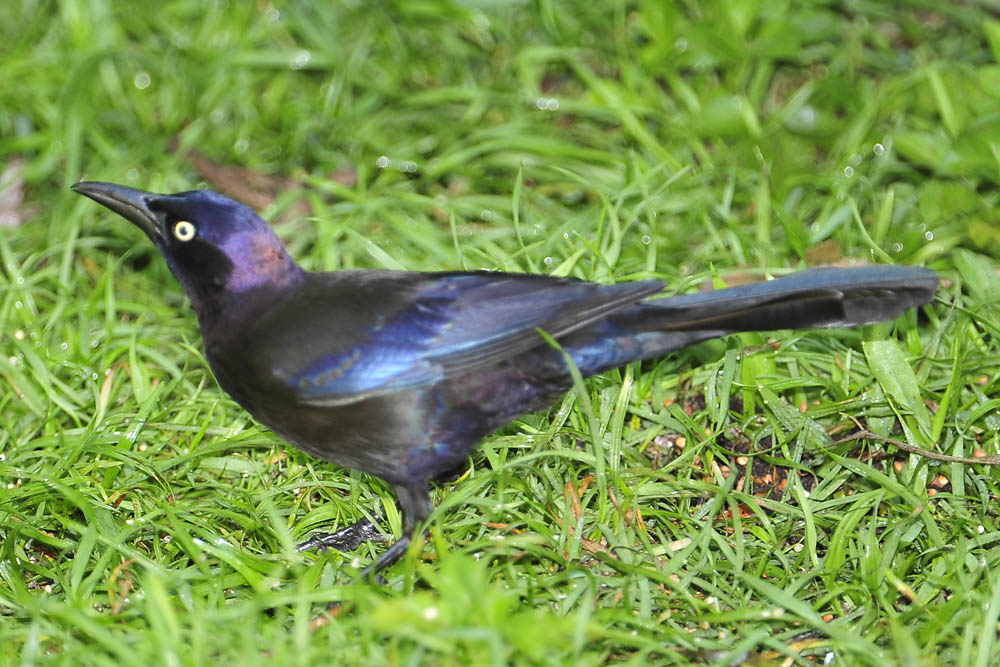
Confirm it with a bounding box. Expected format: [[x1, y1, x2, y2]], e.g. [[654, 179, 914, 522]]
[[72, 181, 166, 242]]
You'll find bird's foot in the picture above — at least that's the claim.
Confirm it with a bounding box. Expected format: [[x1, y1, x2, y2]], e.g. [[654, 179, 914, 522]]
[[297, 517, 388, 553], [357, 535, 412, 583], [298, 519, 414, 584]]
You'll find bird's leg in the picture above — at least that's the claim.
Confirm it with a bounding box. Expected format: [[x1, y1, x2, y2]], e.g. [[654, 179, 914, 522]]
[[297, 482, 433, 581], [358, 482, 433, 580], [296, 514, 388, 553]]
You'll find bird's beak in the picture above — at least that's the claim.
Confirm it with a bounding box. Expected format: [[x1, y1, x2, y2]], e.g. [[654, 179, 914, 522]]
[[71, 181, 166, 242]]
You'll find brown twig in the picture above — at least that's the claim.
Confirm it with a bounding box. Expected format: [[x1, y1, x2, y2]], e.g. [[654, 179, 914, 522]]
[[833, 430, 1000, 465]]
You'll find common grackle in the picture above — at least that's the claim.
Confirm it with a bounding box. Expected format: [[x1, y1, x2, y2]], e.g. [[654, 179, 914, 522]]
[[72, 181, 938, 577]]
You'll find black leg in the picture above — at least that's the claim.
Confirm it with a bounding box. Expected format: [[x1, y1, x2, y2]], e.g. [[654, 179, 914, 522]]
[[357, 481, 433, 579], [357, 534, 412, 582], [298, 482, 434, 581]]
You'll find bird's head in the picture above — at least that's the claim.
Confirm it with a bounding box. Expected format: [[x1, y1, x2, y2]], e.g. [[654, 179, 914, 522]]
[[72, 182, 303, 325]]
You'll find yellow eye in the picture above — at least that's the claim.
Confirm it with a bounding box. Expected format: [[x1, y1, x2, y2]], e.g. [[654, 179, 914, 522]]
[[173, 220, 197, 242]]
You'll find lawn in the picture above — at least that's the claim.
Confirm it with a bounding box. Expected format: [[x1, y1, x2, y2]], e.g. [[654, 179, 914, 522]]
[[2, 0, 1000, 664]]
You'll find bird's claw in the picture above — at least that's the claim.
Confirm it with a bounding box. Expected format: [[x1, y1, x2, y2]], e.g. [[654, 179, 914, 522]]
[[297, 517, 388, 553]]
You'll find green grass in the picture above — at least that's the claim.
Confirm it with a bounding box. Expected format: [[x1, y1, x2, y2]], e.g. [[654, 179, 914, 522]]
[[2, 0, 1000, 664]]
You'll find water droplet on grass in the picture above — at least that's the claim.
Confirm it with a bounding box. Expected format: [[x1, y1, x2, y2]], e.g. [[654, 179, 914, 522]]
[[290, 50, 311, 70]]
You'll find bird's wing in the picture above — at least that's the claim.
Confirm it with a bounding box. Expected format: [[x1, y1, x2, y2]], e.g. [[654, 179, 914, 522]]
[[257, 272, 664, 407]]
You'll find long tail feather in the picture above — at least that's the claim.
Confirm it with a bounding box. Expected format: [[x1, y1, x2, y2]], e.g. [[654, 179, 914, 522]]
[[629, 265, 938, 333], [563, 265, 938, 376]]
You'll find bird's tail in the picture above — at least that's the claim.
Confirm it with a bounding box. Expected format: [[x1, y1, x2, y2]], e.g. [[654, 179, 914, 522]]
[[628, 265, 938, 333], [562, 265, 938, 375]]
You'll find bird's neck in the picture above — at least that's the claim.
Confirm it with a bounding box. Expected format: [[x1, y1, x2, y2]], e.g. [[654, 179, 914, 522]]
[[194, 273, 303, 344], [188, 250, 305, 342], [177, 231, 306, 339]]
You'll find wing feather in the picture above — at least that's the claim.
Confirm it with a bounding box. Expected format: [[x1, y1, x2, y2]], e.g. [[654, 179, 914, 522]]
[[250, 271, 663, 407]]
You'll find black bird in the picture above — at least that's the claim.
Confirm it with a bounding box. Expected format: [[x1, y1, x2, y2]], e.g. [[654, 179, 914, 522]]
[[72, 181, 938, 576]]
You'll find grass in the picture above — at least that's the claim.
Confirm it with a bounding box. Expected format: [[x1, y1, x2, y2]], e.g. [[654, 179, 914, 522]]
[[2, 0, 1000, 663]]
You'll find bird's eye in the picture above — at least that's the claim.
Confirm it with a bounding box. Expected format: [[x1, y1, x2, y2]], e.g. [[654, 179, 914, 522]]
[[173, 220, 197, 242]]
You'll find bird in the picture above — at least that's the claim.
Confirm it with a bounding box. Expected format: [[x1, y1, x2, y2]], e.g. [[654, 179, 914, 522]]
[[72, 181, 939, 577]]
